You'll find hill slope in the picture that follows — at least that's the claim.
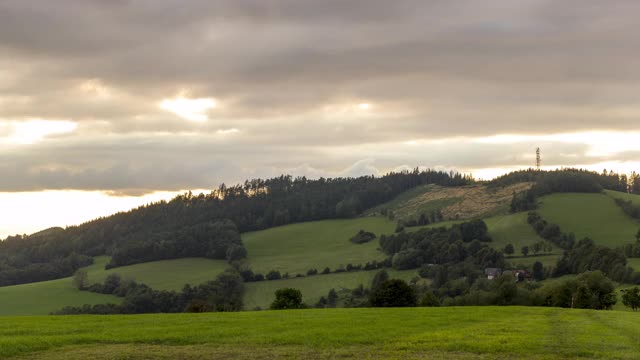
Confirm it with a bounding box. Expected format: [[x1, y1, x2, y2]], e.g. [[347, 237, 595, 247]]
[[0, 277, 120, 316], [366, 183, 532, 222], [85, 257, 229, 291], [0, 257, 229, 315], [606, 189, 640, 205], [2, 307, 639, 359], [484, 212, 560, 266], [538, 193, 639, 248], [242, 217, 394, 275]]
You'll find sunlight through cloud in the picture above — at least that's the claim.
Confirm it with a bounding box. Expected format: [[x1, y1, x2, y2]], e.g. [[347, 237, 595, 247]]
[[0, 119, 77, 145], [159, 97, 217, 122]]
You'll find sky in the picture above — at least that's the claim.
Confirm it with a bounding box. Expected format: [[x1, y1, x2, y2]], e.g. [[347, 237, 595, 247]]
[[2, 0, 640, 237]]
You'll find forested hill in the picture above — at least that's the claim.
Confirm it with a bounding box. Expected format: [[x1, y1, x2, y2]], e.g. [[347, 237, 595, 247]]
[[0, 169, 472, 287], [489, 168, 632, 193]]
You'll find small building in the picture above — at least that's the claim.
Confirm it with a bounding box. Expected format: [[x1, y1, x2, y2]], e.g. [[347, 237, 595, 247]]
[[484, 268, 502, 280]]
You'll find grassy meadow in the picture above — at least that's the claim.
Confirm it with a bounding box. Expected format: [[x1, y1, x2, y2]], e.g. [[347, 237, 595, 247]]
[[606, 189, 640, 205], [242, 217, 395, 275], [484, 212, 559, 266], [1, 307, 639, 359], [244, 269, 418, 310], [538, 193, 639, 248], [84, 256, 228, 291], [0, 277, 120, 316]]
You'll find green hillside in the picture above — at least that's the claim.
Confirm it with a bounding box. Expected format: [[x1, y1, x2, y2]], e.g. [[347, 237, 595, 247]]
[[0, 257, 229, 315], [2, 307, 639, 359], [485, 212, 560, 266], [242, 217, 395, 275], [85, 257, 228, 291], [538, 193, 639, 248], [0, 277, 120, 316], [244, 269, 418, 310], [606, 189, 640, 205]]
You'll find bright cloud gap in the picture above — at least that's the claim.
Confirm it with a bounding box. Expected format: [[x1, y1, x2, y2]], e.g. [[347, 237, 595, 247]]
[[159, 97, 217, 122], [0, 119, 77, 145]]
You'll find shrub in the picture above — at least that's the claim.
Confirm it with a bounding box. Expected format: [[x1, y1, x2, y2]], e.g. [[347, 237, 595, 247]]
[[369, 279, 417, 307], [350, 230, 377, 244], [270, 288, 305, 310]]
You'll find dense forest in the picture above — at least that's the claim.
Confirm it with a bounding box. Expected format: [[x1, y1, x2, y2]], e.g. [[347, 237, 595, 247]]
[[380, 220, 502, 271], [490, 168, 632, 193], [0, 169, 472, 286]]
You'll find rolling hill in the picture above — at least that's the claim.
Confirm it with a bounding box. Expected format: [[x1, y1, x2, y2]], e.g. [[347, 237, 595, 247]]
[[3, 181, 640, 316], [538, 193, 639, 248], [0, 217, 401, 315]]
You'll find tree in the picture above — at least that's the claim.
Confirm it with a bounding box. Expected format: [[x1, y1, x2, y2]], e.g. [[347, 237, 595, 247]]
[[532, 242, 542, 255], [327, 288, 338, 307], [184, 299, 215, 313], [369, 279, 417, 307], [544, 271, 617, 310], [266, 270, 281, 280], [503, 244, 514, 256], [636, 228, 640, 243], [420, 292, 440, 307], [103, 273, 122, 294], [225, 244, 247, 262], [621, 287, 640, 311], [532, 261, 544, 281], [72, 269, 88, 290], [350, 230, 376, 244], [270, 288, 305, 310], [521, 246, 529, 257], [371, 270, 389, 292], [573, 271, 617, 310]]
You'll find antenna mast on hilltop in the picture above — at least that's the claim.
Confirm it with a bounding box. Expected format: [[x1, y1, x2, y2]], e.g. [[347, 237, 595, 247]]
[[535, 147, 541, 171]]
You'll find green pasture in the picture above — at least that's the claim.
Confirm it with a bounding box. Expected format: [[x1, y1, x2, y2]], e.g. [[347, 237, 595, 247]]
[[242, 217, 395, 275], [85, 256, 228, 291], [0, 277, 119, 316], [1, 307, 639, 359], [538, 193, 639, 248]]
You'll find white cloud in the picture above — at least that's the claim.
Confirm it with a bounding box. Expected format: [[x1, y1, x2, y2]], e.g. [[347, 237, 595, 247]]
[[0, 119, 77, 145], [159, 97, 217, 122]]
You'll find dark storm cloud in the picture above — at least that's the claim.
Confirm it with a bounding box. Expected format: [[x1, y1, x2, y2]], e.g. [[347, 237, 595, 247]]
[[1, 0, 640, 191]]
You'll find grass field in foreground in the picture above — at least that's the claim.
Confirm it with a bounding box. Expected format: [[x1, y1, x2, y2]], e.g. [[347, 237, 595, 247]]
[[538, 193, 639, 248], [0, 277, 120, 316], [243, 269, 418, 310], [242, 217, 395, 275], [84, 256, 228, 291], [1, 307, 639, 359]]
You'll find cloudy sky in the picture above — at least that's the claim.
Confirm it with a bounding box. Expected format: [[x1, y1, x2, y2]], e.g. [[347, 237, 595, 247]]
[[2, 0, 640, 237]]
